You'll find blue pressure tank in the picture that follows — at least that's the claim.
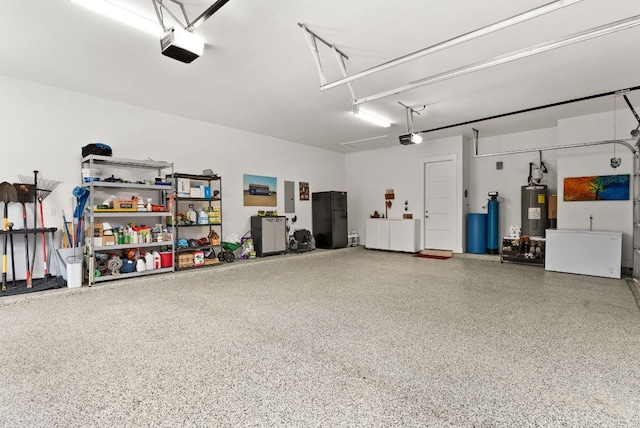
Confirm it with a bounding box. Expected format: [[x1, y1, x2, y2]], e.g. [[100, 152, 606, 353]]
[[487, 192, 499, 254], [467, 213, 487, 254]]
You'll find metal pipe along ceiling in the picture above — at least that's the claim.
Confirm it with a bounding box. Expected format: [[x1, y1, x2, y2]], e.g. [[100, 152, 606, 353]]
[[354, 15, 640, 105], [417, 86, 640, 135], [320, 0, 584, 91]]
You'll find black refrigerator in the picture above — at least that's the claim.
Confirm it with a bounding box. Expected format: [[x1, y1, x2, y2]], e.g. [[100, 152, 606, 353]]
[[312, 191, 348, 249]]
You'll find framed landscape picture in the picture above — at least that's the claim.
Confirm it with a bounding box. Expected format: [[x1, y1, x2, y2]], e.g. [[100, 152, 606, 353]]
[[243, 174, 277, 206]]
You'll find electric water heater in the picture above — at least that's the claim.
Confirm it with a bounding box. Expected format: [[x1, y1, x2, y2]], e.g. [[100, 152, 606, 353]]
[[521, 185, 548, 237]]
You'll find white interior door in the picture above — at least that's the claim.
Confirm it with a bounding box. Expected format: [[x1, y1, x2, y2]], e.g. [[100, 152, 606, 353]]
[[424, 156, 457, 251]]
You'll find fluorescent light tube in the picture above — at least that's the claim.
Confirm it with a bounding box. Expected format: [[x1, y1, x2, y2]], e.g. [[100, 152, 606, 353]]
[[353, 109, 391, 128], [70, 0, 164, 37]]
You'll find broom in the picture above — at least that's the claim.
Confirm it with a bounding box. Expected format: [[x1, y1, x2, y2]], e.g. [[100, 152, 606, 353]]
[[19, 171, 62, 283]]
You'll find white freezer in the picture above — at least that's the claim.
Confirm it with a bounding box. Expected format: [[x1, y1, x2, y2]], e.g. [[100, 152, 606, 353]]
[[545, 229, 622, 279]]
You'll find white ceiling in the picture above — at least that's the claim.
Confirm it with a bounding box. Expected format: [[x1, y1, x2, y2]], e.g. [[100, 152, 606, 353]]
[[2, 0, 640, 153]]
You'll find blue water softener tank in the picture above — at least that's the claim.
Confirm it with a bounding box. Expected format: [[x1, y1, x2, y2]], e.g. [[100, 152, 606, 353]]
[[467, 213, 487, 254], [487, 192, 499, 254]]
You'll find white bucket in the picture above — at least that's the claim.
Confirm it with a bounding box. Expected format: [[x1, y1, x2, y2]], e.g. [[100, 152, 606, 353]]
[[66, 256, 83, 288]]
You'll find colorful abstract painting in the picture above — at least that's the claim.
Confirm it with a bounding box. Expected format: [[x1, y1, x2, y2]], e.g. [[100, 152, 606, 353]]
[[563, 174, 630, 201]]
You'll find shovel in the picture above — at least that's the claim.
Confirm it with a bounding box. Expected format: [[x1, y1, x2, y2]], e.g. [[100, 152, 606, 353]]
[[8, 222, 15, 286], [0, 182, 18, 291], [13, 183, 35, 289]]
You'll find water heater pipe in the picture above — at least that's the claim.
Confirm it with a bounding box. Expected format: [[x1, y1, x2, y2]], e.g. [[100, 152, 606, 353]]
[[473, 127, 640, 282], [472, 128, 637, 157]]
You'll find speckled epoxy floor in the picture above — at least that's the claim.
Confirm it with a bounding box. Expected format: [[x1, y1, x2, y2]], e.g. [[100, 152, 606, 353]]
[[1, 247, 639, 427]]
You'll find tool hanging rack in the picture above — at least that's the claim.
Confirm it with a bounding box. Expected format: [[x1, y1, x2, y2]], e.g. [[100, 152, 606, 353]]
[[0, 173, 61, 296]]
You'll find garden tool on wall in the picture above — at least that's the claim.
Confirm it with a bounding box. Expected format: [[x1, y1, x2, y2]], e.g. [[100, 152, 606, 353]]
[[61, 210, 73, 249], [8, 222, 15, 286], [14, 183, 35, 288], [19, 171, 62, 283], [73, 186, 90, 247], [0, 182, 18, 292]]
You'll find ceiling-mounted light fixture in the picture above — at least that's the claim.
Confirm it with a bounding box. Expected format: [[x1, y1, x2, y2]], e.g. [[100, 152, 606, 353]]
[[70, 0, 163, 36], [398, 102, 424, 145], [399, 133, 422, 145], [352, 106, 391, 128]]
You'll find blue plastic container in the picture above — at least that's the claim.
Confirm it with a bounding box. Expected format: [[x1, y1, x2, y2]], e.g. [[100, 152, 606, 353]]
[[467, 213, 488, 254]]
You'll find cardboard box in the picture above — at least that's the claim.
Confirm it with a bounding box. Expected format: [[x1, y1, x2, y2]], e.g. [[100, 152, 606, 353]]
[[92, 223, 104, 238], [103, 235, 116, 246], [178, 252, 194, 268], [549, 195, 558, 219], [109, 199, 137, 211], [189, 187, 202, 198]]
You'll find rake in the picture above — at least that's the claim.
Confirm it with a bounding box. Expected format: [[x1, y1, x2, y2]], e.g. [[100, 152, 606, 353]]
[[18, 173, 61, 200], [19, 171, 62, 283]]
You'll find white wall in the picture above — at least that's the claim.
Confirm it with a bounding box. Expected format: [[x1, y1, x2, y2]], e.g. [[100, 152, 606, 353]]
[[469, 128, 559, 239], [0, 76, 345, 279], [469, 111, 636, 267], [3, 75, 635, 276], [557, 111, 636, 267], [345, 136, 466, 252]]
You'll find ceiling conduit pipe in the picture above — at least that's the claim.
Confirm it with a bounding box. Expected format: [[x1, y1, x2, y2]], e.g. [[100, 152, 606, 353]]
[[418, 86, 640, 136]]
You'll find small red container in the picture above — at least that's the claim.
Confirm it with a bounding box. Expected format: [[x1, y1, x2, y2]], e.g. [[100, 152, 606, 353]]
[[159, 251, 173, 268]]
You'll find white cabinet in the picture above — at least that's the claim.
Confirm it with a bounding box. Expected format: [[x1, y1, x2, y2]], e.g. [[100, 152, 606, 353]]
[[545, 229, 622, 278], [365, 219, 389, 250], [365, 219, 420, 253]]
